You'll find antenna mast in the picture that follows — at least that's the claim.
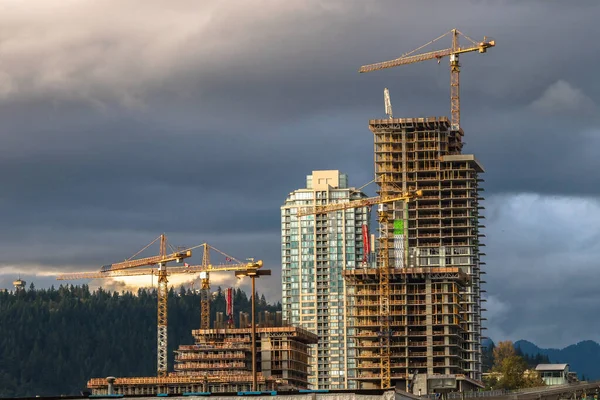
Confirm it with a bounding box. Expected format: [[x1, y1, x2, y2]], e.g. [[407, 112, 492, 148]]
[[384, 88, 393, 119]]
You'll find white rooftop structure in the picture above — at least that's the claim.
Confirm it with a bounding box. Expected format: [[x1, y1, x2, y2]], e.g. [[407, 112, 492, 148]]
[[535, 364, 569, 371], [535, 364, 571, 386]]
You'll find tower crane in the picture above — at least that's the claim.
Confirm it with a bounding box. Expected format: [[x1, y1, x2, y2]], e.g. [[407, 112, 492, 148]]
[[57, 234, 190, 377], [197, 243, 251, 330], [360, 28, 495, 132], [56, 235, 263, 377], [297, 179, 422, 389]]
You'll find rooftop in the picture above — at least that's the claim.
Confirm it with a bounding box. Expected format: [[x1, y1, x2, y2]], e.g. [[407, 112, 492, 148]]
[[536, 364, 569, 371]]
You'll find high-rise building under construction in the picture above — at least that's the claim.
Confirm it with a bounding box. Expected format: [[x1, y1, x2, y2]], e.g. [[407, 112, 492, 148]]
[[344, 117, 485, 392], [281, 170, 370, 390]]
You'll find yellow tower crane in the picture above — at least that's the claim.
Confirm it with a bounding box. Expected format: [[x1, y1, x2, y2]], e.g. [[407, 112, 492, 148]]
[[56, 235, 263, 377], [297, 180, 422, 389], [57, 234, 190, 377], [201, 243, 211, 330], [360, 28, 495, 132], [197, 243, 249, 330]]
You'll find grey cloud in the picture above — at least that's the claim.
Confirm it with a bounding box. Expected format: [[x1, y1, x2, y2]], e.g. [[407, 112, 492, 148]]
[[483, 193, 600, 347], [463, 105, 600, 197], [530, 80, 596, 116], [1, 0, 596, 116]]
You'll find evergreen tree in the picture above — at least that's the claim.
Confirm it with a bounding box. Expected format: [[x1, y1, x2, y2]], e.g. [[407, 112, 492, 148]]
[[482, 341, 495, 372], [0, 284, 281, 397]]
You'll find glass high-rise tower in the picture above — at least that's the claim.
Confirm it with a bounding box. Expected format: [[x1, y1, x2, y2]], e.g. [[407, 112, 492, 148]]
[[281, 170, 370, 389]]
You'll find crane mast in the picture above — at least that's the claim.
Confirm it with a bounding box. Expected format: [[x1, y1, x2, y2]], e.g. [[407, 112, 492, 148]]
[[450, 30, 460, 132], [200, 243, 211, 330], [377, 201, 392, 389], [157, 235, 169, 376]]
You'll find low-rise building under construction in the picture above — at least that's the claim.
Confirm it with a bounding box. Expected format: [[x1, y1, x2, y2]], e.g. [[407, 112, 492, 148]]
[[88, 312, 318, 395]]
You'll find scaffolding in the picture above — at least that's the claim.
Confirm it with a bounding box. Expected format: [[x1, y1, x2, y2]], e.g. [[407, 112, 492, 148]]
[[345, 117, 485, 392]]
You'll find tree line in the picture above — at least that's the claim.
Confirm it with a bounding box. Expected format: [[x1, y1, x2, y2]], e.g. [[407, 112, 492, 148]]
[[0, 284, 281, 398]]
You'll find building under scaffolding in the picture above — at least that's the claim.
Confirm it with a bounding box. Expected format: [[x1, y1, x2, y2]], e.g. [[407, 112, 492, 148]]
[[88, 312, 318, 395], [345, 117, 485, 393]]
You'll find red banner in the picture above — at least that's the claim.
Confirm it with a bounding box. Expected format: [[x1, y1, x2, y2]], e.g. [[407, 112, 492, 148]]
[[362, 224, 370, 254], [226, 288, 233, 316]]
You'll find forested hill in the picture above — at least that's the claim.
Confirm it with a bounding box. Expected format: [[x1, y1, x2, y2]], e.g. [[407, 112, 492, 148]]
[[514, 339, 600, 381], [0, 285, 281, 398]]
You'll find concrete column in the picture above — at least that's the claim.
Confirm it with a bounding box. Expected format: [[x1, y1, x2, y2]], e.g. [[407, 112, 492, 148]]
[[261, 337, 272, 379], [106, 377, 115, 395]]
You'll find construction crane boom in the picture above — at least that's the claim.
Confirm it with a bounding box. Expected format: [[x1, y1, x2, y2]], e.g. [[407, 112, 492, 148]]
[[100, 251, 191, 272], [297, 190, 422, 217], [56, 260, 263, 280], [360, 28, 495, 132]]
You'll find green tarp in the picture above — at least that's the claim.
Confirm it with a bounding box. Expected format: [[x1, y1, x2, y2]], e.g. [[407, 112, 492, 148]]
[[393, 220, 404, 235]]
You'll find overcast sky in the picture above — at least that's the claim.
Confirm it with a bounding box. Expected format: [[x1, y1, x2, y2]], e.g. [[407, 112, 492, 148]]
[[0, 0, 598, 349]]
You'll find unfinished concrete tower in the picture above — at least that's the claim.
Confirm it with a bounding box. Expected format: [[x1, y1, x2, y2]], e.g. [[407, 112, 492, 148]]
[[345, 117, 485, 392]]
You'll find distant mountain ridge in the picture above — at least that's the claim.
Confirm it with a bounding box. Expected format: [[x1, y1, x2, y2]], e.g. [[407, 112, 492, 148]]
[[514, 339, 600, 380]]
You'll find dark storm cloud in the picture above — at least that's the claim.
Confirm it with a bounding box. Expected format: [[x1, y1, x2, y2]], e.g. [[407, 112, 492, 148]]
[[483, 194, 600, 346], [0, 0, 598, 345]]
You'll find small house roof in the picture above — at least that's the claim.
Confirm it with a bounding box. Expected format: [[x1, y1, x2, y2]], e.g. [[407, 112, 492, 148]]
[[536, 364, 569, 371]]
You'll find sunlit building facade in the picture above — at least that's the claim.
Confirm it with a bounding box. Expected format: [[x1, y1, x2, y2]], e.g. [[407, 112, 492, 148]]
[[281, 170, 370, 389]]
